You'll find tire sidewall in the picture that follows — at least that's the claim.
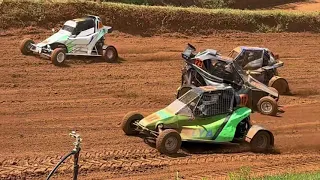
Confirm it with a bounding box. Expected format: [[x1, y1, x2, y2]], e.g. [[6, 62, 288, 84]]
[[121, 112, 143, 135], [103, 46, 118, 62], [51, 48, 66, 66], [257, 96, 278, 116], [20, 39, 34, 55], [156, 129, 181, 154], [269, 77, 289, 95], [250, 131, 271, 153]]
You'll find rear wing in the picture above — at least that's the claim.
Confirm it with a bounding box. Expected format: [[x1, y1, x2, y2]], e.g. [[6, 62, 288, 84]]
[[103, 26, 113, 33], [182, 43, 196, 60]]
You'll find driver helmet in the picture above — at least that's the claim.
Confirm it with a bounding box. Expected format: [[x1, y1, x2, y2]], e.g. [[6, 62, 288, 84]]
[[248, 52, 254, 61]]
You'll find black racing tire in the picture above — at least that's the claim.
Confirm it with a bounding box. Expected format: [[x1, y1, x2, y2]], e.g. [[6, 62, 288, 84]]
[[20, 39, 34, 55], [250, 131, 273, 153], [156, 129, 181, 155], [257, 96, 278, 116], [121, 111, 144, 135], [51, 48, 66, 66], [103, 46, 118, 63], [269, 76, 289, 95]]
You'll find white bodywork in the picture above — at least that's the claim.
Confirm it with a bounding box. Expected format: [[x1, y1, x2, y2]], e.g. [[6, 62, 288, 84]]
[[28, 15, 112, 57]]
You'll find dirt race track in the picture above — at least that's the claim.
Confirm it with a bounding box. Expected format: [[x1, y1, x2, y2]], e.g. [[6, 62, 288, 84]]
[[0, 29, 320, 179]]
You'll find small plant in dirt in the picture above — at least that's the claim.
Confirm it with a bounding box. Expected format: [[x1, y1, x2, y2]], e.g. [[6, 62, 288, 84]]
[[228, 166, 253, 180]]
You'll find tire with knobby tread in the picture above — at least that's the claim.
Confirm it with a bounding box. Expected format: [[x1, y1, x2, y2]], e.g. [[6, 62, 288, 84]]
[[156, 129, 181, 155], [20, 39, 34, 55], [269, 76, 289, 95], [250, 130, 273, 153], [257, 96, 278, 116], [121, 111, 144, 135], [103, 46, 118, 63], [51, 48, 66, 66]]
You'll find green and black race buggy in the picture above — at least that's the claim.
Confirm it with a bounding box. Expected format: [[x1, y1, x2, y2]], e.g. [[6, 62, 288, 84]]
[[121, 85, 274, 155]]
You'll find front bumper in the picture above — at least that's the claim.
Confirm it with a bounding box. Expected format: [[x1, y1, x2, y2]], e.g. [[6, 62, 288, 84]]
[[29, 44, 51, 58], [133, 121, 159, 137]]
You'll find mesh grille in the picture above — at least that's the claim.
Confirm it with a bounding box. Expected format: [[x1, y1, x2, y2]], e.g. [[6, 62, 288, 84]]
[[194, 88, 234, 117]]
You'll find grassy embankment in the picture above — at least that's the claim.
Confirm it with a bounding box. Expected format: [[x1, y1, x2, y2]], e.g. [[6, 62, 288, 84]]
[[1, 0, 320, 36]]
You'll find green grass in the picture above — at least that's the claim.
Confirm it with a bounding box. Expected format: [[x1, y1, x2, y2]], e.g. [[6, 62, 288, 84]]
[[257, 171, 320, 180], [228, 166, 320, 180]]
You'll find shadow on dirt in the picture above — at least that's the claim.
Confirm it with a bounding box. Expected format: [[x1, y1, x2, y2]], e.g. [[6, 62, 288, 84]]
[[181, 142, 253, 155], [142, 136, 280, 157], [181, 142, 281, 155], [65, 56, 126, 65]]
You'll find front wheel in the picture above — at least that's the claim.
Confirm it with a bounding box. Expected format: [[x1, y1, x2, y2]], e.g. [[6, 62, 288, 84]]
[[156, 129, 181, 155], [250, 131, 273, 153], [103, 46, 118, 63], [20, 39, 35, 55], [121, 112, 144, 135], [51, 48, 66, 66], [257, 96, 278, 116]]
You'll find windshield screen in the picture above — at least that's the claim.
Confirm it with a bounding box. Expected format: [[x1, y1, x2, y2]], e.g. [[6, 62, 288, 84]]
[[167, 89, 201, 114], [209, 59, 243, 86], [62, 25, 75, 33], [228, 50, 239, 59]]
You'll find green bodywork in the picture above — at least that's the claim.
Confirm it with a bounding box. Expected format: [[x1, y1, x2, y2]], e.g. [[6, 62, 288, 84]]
[[138, 104, 251, 142]]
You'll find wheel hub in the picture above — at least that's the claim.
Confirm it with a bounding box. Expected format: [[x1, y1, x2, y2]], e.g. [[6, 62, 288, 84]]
[[106, 50, 114, 59], [27, 43, 32, 50], [165, 137, 178, 151], [256, 134, 268, 148], [57, 52, 65, 63], [261, 101, 272, 113]]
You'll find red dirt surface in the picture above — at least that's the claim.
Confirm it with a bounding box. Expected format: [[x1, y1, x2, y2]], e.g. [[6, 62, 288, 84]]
[[0, 29, 319, 179]]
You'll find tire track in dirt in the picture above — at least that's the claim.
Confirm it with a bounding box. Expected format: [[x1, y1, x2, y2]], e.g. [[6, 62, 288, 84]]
[[0, 148, 319, 179], [1, 32, 320, 179]]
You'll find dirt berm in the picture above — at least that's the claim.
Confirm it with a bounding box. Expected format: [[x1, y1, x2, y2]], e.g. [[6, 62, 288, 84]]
[[1, 1, 320, 35], [107, 0, 305, 9]]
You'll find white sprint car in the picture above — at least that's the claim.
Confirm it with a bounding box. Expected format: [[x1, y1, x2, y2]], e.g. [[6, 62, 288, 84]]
[[20, 15, 118, 66]]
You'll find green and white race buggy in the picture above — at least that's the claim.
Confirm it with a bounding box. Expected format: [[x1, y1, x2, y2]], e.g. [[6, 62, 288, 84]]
[[121, 85, 274, 155], [20, 15, 118, 66]]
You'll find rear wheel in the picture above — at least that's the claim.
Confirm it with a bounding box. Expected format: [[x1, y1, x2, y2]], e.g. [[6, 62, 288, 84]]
[[20, 39, 34, 55], [269, 76, 289, 95], [103, 46, 118, 62], [51, 48, 66, 66], [121, 112, 144, 135], [156, 129, 181, 155], [257, 96, 278, 116], [250, 131, 273, 153]]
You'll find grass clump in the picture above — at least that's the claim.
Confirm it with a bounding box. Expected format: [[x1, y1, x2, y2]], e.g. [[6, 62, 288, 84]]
[[257, 171, 320, 180], [228, 166, 320, 180]]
